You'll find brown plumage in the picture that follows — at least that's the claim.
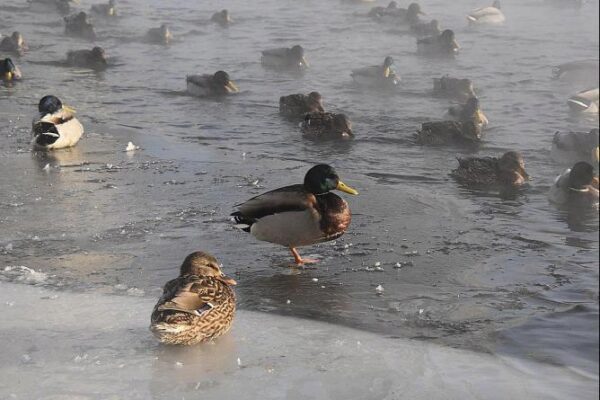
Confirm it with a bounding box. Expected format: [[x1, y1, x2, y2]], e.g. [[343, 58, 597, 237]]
[[301, 112, 354, 140], [416, 120, 481, 145], [279, 92, 324, 118], [451, 151, 529, 187]]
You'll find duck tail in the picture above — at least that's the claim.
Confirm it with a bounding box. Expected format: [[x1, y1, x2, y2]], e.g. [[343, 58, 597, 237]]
[[230, 211, 252, 232], [33, 122, 60, 146]]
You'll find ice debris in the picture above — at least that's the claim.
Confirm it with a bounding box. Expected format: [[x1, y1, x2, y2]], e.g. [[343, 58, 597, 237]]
[[375, 285, 384, 294], [125, 141, 139, 152]]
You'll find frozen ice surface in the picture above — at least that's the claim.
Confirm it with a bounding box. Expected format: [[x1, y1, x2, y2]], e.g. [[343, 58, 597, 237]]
[[0, 282, 597, 400]]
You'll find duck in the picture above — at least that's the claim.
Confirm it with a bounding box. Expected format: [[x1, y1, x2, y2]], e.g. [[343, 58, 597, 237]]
[[66, 46, 108, 70], [186, 71, 239, 97], [90, 0, 116, 17], [411, 19, 441, 37], [0, 58, 22, 82], [447, 97, 489, 128], [371, 3, 424, 25], [553, 60, 599, 85], [279, 92, 324, 118], [0, 32, 27, 55], [551, 129, 599, 166], [31, 95, 84, 150], [417, 29, 460, 57], [64, 12, 96, 40], [261, 45, 309, 71], [301, 112, 354, 140], [416, 120, 482, 146], [368, 1, 399, 18], [549, 162, 599, 207], [150, 251, 236, 345], [211, 9, 233, 27], [451, 151, 528, 187], [433, 76, 477, 102], [467, 1, 505, 26], [231, 164, 358, 265], [350, 56, 399, 88], [567, 88, 599, 114], [146, 24, 172, 45]]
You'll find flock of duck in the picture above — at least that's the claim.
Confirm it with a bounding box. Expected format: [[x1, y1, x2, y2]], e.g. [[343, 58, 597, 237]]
[[1, 0, 599, 345]]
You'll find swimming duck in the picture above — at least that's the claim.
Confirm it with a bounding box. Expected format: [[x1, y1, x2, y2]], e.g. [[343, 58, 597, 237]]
[[211, 9, 233, 27], [549, 162, 599, 207], [301, 112, 354, 140], [417, 29, 460, 57], [567, 88, 599, 114], [551, 129, 599, 166], [447, 97, 489, 128], [0, 58, 22, 82], [451, 151, 528, 187], [350, 56, 399, 88], [553, 60, 599, 86], [231, 164, 358, 265], [64, 12, 96, 40], [261, 45, 309, 71], [146, 24, 172, 45], [186, 71, 239, 97], [31, 95, 84, 150], [397, 3, 426, 25], [411, 19, 441, 37], [368, 1, 399, 18], [279, 92, 324, 118], [90, 0, 116, 17], [433, 76, 476, 102], [416, 120, 482, 146], [150, 251, 236, 345], [0, 32, 27, 55], [66, 46, 108, 70], [467, 1, 505, 26]]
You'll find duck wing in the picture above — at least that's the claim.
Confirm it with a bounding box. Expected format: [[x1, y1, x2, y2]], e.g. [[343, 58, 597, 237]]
[[156, 276, 226, 316], [232, 184, 314, 224], [261, 48, 289, 57], [186, 74, 212, 87]]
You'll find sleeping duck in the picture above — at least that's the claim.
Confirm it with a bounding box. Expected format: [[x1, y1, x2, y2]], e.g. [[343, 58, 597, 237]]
[[447, 97, 489, 128], [351, 56, 399, 88], [279, 92, 324, 118], [0, 58, 22, 82], [549, 162, 599, 207], [211, 9, 233, 27], [261, 45, 309, 71], [150, 251, 236, 345], [467, 1, 505, 26], [90, 0, 116, 17], [301, 112, 354, 140], [232, 164, 358, 265], [0, 32, 27, 55], [66, 46, 108, 70], [551, 129, 599, 166], [146, 24, 172, 45], [64, 12, 96, 40], [411, 19, 441, 37], [32, 95, 84, 150], [553, 60, 599, 86], [433, 76, 477, 102], [567, 88, 599, 114], [417, 29, 460, 57], [186, 71, 239, 97], [416, 120, 482, 146], [451, 151, 528, 188]]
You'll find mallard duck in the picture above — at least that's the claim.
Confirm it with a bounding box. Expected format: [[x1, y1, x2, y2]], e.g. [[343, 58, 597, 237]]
[[0, 58, 22, 82], [411, 19, 441, 37], [371, 3, 424, 25], [90, 0, 116, 17], [279, 92, 324, 118], [186, 71, 239, 97], [551, 129, 599, 165], [416, 120, 482, 146], [64, 12, 96, 40], [31, 95, 84, 150], [451, 151, 528, 187], [350, 56, 399, 88], [417, 29, 460, 57], [467, 1, 505, 26], [553, 60, 599, 86], [261, 45, 309, 71], [66, 46, 107, 70], [549, 162, 599, 207], [146, 24, 172, 45], [231, 164, 358, 265], [447, 97, 489, 128], [211, 9, 233, 27], [301, 112, 354, 140], [0, 32, 27, 55], [567, 88, 599, 114], [150, 251, 236, 346], [433, 76, 476, 102], [368, 1, 399, 18]]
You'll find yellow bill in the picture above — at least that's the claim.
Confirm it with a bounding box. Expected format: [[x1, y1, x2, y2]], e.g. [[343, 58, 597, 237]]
[[337, 180, 358, 195], [63, 105, 76, 113], [226, 81, 239, 93], [301, 56, 310, 68], [594, 146, 599, 163], [220, 275, 237, 285], [4, 72, 12, 81]]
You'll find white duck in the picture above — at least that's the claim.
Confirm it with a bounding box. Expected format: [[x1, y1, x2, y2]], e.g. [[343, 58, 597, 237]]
[[350, 56, 399, 88], [32, 95, 84, 150], [467, 1, 505, 26]]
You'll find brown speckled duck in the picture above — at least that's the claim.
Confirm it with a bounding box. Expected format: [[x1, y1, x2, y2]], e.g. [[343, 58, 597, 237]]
[[64, 12, 96, 40], [150, 251, 237, 345], [301, 112, 354, 140], [417, 120, 481, 145], [0, 32, 27, 55], [279, 92, 324, 118], [451, 151, 528, 187], [433, 76, 476, 102], [66, 46, 108, 70]]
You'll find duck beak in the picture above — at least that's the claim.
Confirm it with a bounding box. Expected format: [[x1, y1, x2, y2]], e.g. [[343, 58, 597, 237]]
[[220, 275, 237, 286], [63, 105, 76, 113], [594, 146, 599, 163], [383, 67, 390, 78], [226, 80, 239, 93], [3, 72, 12, 81], [301, 56, 310, 68], [453, 40, 461, 50], [337, 180, 359, 195]]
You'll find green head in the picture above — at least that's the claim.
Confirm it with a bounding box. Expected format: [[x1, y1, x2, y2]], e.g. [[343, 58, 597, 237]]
[[303, 164, 358, 195]]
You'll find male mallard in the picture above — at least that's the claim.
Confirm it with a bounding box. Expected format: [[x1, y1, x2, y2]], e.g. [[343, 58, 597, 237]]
[[551, 129, 599, 166], [231, 164, 358, 265], [66, 46, 108, 70], [411, 19, 441, 37], [150, 251, 237, 345], [32, 95, 84, 150], [416, 120, 482, 146], [451, 151, 528, 187], [90, 0, 116, 17], [279, 92, 324, 118], [433, 76, 476, 102], [447, 97, 489, 128], [350, 56, 399, 88], [553, 60, 599, 86], [0, 32, 27, 55], [186, 71, 239, 97], [64, 12, 96, 40], [467, 1, 505, 26], [261, 45, 309, 71], [0, 58, 22, 82], [549, 162, 599, 207], [146, 24, 172, 45], [211, 9, 233, 27], [301, 112, 354, 140], [417, 29, 460, 57], [567, 88, 599, 114]]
